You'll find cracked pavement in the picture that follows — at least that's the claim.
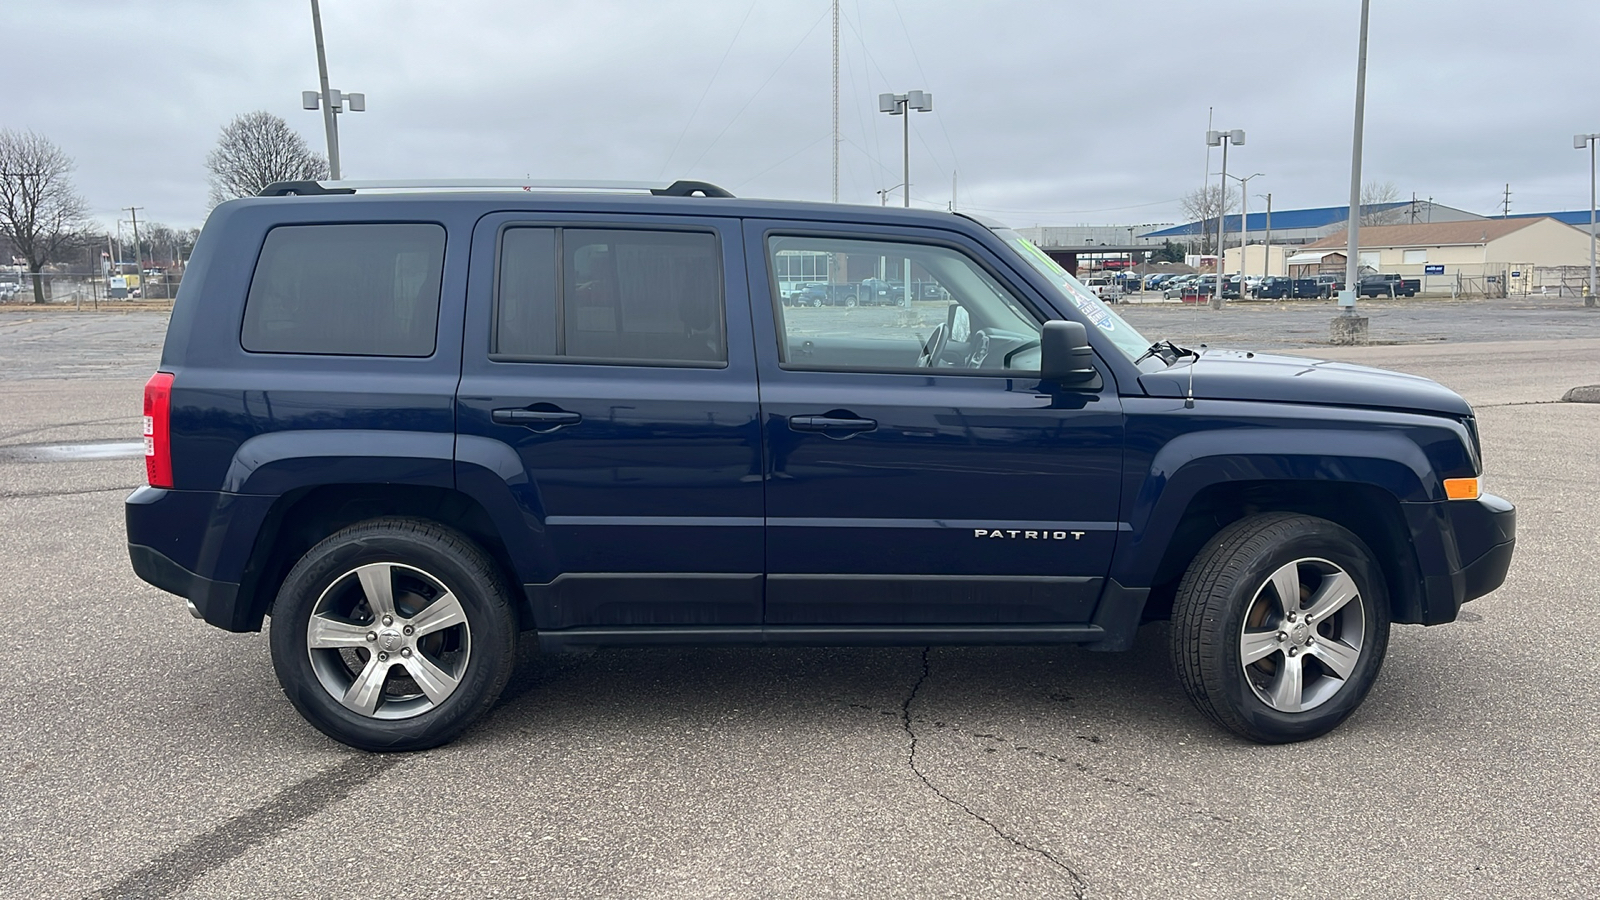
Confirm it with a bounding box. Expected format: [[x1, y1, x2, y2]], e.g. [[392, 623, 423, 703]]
[[2, 309, 1597, 898]]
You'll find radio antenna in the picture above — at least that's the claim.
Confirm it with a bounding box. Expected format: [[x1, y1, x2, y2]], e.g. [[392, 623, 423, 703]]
[[1186, 345, 1205, 408]]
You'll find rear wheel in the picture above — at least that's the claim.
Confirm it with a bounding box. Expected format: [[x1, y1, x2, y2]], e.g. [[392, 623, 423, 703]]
[[268, 517, 517, 751], [1171, 513, 1389, 743]]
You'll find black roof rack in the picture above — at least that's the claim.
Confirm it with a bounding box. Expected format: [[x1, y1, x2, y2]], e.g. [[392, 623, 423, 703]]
[[258, 181, 356, 197], [257, 179, 734, 198], [651, 180, 734, 198]]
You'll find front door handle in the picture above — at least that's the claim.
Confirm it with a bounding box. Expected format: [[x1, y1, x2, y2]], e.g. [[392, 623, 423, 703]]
[[492, 407, 582, 430], [787, 414, 877, 435]]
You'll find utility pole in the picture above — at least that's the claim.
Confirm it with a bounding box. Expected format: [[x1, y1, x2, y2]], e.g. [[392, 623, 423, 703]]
[[1262, 192, 1273, 284], [1501, 183, 1512, 218], [831, 0, 839, 203], [125, 207, 144, 297]]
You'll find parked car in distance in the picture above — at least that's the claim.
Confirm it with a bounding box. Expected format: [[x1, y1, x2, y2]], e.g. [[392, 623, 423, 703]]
[[1255, 276, 1323, 300], [1182, 274, 1218, 299], [1314, 274, 1345, 298], [1163, 275, 1196, 299], [126, 176, 1515, 752], [1359, 274, 1421, 297], [790, 283, 827, 306]]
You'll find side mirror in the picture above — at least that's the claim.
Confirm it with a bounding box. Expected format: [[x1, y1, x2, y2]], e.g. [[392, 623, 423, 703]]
[[949, 305, 970, 343], [1039, 320, 1099, 386]]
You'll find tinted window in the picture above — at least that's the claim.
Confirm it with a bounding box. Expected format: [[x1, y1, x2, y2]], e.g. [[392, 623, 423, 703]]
[[242, 223, 445, 356], [495, 228, 724, 366], [495, 228, 558, 357]]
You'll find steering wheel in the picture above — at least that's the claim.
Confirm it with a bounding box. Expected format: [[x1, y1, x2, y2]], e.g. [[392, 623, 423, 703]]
[[918, 322, 948, 368]]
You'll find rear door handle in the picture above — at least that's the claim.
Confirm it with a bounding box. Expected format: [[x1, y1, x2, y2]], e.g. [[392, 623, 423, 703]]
[[787, 415, 877, 435], [492, 408, 582, 430]]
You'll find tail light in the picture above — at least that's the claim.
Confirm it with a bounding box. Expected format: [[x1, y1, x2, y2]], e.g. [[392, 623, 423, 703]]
[[143, 372, 174, 488]]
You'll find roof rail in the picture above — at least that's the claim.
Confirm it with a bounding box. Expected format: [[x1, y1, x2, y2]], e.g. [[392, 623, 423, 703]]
[[257, 178, 733, 198]]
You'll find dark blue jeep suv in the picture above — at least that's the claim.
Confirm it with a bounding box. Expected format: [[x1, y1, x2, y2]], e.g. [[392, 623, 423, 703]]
[[127, 179, 1515, 751]]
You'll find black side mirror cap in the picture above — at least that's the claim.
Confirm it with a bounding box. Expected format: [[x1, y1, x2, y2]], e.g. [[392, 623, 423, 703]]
[[1039, 320, 1100, 387]]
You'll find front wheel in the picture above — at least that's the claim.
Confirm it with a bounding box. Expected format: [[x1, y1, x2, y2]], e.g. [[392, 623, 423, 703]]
[[268, 517, 517, 751], [1171, 513, 1389, 743]]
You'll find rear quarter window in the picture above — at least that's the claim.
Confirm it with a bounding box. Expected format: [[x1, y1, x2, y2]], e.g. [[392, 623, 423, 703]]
[[241, 223, 446, 356]]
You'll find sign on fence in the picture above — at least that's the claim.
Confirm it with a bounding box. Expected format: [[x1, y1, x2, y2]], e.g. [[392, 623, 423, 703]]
[[1425, 264, 1445, 275]]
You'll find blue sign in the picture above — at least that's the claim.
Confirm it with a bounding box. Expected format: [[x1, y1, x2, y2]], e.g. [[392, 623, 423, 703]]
[[1425, 264, 1445, 275], [1511, 271, 1522, 278]]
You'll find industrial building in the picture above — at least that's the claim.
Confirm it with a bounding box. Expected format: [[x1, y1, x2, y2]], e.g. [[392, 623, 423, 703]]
[[1298, 217, 1597, 295]]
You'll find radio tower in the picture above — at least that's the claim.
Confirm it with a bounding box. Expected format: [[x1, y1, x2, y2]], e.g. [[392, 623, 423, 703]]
[[831, 0, 839, 202]]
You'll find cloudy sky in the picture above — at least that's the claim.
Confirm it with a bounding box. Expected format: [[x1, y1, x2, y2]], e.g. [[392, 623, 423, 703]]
[[6, 0, 1597, 232]]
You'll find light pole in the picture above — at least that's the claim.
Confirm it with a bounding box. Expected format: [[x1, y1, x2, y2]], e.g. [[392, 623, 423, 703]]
[[1576, 133, 1599, 308], [879, 91, 933, 207], [303, 0, 366, 180], [1227, 172, 1263, 294], [1205, 128, 1245, 309], [1336, 0, 1372, 345]]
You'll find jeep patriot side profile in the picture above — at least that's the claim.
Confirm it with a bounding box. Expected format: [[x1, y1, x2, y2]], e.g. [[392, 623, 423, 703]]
[[126, 179, 1516, 751]]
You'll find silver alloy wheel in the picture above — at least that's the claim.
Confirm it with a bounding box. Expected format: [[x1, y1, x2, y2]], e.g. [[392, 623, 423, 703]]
[[1238, 557, 1366, 713], [305, 561, 472, 720]]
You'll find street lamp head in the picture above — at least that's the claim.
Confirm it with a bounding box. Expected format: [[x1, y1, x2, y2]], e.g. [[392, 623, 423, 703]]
[[1577, 134, 1591, 150], [879, 93, 899, 114], [1229, 129, 1246, 145], [907, 90, 932, 112], [302, 91, 320, 111], [1206, 130, 1222, 147], [346, 93, 366, 113]]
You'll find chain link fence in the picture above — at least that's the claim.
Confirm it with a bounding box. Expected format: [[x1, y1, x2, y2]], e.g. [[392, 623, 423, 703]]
[[0, 270, 182, 308]]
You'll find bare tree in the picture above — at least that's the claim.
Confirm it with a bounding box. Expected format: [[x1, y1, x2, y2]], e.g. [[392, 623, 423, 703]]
[[1360, 180, 1404, 226], [0, 130, 90, 304], [205, 111, 329, 207], [1179, 184, 1237, 256]]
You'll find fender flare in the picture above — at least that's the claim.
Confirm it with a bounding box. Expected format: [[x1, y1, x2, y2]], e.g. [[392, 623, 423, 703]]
[[224, 430, 455, 495], [1112, 427, 1439, 588]]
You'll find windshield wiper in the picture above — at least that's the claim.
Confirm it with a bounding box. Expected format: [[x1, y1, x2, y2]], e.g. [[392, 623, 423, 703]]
[[1133, 340, 1198, 366]]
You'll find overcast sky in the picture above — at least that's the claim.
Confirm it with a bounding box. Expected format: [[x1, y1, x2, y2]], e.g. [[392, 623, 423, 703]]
[[6, 0, 1597, 232]]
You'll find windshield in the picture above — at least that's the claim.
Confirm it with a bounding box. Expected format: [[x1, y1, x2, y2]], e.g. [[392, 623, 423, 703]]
[[992, 229, 1153, 364]]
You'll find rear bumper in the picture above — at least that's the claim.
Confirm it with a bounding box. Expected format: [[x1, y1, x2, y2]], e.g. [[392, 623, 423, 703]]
[[125, 485, 274, 632], [128, 542, 240, 625]]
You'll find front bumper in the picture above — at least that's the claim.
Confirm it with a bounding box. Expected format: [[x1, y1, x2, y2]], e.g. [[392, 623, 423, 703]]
[[1451, 492, 1516, 604], [1407, 492, 1515, 624]]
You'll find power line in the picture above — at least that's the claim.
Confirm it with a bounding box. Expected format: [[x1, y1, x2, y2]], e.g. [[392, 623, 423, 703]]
[[683, 5, 831, 178], [659, 0, 759, 179]]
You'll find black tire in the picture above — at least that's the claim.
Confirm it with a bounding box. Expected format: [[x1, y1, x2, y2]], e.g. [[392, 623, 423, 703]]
[[268, 517, 518, 752], [1171, 513, 1390, 744]]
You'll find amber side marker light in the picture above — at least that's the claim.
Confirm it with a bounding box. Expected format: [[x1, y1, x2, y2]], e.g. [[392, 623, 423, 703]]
[[1443, 477, 1481, 500]]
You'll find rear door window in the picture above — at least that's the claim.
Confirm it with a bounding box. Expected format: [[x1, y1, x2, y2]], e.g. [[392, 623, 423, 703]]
[[241, 223, 445, 356], [494, 227, 725, 366]]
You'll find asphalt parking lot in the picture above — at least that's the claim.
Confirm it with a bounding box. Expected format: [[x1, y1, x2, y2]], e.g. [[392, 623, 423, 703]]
[[2, 305, 1598, 899]]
